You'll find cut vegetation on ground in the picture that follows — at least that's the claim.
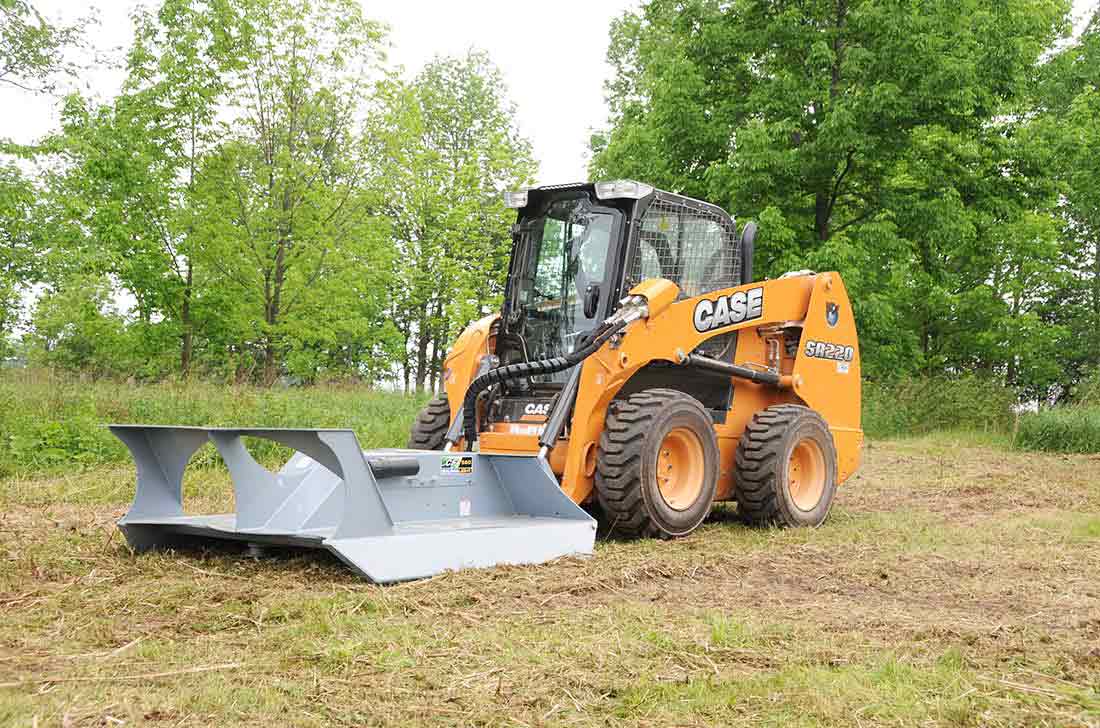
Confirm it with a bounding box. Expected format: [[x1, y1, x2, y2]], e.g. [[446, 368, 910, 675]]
[[1, 434, 1099, 726]]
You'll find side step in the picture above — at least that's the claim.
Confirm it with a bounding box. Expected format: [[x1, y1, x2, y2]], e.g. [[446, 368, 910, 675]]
[[110, 426, 596, 583]]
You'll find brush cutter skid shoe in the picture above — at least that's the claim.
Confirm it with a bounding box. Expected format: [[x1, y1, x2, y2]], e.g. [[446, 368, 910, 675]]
[[111, 426, 596, 584]]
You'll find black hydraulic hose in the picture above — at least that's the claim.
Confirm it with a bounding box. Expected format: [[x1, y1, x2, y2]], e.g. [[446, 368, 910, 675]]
[[461, 318, 627, 449]]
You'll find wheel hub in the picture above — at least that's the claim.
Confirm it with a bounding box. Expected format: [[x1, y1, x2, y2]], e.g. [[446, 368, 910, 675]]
[[656, 427, 705, 511], [788, 438, 826, 511]]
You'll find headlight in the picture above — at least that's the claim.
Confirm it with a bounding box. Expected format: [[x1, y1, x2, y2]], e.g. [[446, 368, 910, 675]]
[[595, 180, 654, 200], [503, 189, 529, 208]]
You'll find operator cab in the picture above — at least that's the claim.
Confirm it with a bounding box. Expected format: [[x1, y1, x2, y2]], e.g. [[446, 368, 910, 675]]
[[497, 181, 755, 392]]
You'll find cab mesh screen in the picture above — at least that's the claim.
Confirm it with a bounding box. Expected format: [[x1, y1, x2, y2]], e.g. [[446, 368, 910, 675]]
[[624, 198, 741, 300]]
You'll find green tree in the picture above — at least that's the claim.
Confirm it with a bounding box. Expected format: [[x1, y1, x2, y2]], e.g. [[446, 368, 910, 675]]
[[592, 0, 1071, 386], [380, 51, 536, 392], [28, 0, 243, 376], [0, 164, 38, 353], [0, 0, 87, 355], [1034, 10, 1100, 396], [0, 0, 85, 93], [26, 274, 134, 377], [191, 0, 395, 384], [118, 0, 244, 375], [38, 0, 401, 383]]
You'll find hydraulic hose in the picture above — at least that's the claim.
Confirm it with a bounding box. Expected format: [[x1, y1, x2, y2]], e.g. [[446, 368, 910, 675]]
[[460, 316, 631, 449]]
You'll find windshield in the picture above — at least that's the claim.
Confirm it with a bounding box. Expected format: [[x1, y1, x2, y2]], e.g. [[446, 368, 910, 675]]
[[508, 195, 619, 382]]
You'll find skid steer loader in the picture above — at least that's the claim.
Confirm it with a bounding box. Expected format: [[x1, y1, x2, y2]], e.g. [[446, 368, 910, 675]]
[[112, 180, 862, 583]]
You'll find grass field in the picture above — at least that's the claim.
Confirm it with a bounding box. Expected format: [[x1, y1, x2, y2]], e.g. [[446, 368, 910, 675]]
[[1, 432, 1099, 727], [0, 371, 428, 477]]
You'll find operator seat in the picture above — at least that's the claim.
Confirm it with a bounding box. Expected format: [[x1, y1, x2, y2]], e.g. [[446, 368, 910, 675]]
[[637, 229, 676, 286]]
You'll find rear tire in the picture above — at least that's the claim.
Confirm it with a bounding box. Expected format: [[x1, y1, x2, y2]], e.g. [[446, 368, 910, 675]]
[[407, 396, 452, 450], [595, 389, 719, 539], [734, 404, 837, 527]]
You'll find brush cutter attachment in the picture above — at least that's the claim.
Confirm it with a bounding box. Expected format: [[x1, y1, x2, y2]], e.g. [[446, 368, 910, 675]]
[[111, 426, 596, 583]]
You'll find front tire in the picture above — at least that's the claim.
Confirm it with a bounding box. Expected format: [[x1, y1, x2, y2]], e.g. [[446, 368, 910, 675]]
[[407, 396, 452, 450], [734, 404, 838, 527], [595, 389, 719, 539]]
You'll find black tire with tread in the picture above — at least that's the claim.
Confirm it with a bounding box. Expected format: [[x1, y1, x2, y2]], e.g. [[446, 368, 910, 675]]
[[407, 396, 452, 450], [734, 404, 837, 527], [595, 388, 719, 539]]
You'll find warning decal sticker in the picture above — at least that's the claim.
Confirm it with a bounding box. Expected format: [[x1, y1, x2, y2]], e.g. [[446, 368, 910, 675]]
[[441, 455, 475, 475]]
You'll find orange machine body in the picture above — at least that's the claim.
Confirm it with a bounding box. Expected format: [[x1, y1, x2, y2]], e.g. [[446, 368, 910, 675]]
[[442, 272, 862, 506]]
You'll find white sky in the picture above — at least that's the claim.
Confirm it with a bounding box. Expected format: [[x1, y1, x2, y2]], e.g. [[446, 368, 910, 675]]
[[2, 0, 1097, 183], [1, 0, 641, 184]]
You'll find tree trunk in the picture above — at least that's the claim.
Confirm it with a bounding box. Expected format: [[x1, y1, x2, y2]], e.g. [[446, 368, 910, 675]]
[[1007, 278, 1022, 385], [428, 298, 446, 392], [180, 265, 193, 377], [813, 0, 849, 245], [429, 329, 444, 394], [413, 293, 432, 392], [815, 191, 831, 242], [262, 240, 287, 386], [182, 109, 200, 379], [921, 322, 931, 372], [430, 339, 443, 393], [414, 331, 430, 393], [1092, 237, 1100, 361], [262, 343, 277, 386]]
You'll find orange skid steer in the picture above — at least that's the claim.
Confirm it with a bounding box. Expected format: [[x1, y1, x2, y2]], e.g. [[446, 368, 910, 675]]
[[113, 180, 862, 582]]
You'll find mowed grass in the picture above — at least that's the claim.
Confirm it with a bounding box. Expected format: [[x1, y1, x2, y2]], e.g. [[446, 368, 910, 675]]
[[2, 432, 1100, 726]]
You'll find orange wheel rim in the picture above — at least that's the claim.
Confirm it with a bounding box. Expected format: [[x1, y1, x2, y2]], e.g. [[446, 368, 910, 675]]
[[656, 427, 705, 511], [788, 438, 826, 511]]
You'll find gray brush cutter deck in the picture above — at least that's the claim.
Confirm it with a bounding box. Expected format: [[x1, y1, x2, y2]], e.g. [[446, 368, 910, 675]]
[[111, 426, 596, 583]]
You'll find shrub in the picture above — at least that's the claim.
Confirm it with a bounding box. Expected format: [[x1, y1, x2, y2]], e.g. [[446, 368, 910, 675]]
[[1068, 369, 1100, 407], [1017, 407, 1100, 454], [862, 376, 1016, 439]]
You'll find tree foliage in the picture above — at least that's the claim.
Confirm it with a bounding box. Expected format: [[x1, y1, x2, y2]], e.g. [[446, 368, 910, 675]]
[[379, 52, 535, 392], [5, 0, 1100, 401], [6, 0, 532, 388], [1032, 11, 1100, 398], [188, 0, 393, 384], [0, 0, 87, 353], [0, 0, 85, 93], [591, 0, 1086, 397]]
